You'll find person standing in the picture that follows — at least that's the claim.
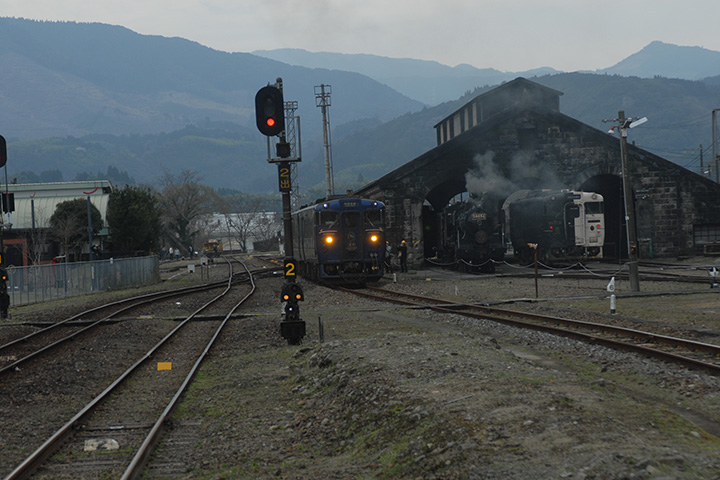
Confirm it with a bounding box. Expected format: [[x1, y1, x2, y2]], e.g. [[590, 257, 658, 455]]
[[398, 240, 408, 273], [384, 241, 393, 273]]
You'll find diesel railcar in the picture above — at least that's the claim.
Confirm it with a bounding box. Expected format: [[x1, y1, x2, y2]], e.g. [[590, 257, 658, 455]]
[[293, 197, 386, 283], [507, 190, 605, 264]]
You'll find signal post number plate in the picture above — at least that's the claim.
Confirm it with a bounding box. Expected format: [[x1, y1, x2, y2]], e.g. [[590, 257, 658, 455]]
[[278, 164, 291, 192], [284, 258, 297, 278]]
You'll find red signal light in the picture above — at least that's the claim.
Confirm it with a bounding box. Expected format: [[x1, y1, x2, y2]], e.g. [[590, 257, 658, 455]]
[[254, 86, 285, 136]]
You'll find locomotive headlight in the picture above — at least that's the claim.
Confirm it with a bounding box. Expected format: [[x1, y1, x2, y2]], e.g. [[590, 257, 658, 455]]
[[370, 234, 379, 243], [324, 234, 334, 245]]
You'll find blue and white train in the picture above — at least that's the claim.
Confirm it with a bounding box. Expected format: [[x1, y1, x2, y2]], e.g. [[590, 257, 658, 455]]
[[292, 196, 386, 283]]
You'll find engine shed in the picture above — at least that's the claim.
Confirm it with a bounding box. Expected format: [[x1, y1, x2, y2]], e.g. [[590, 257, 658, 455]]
[[357, 77, 720, 267]]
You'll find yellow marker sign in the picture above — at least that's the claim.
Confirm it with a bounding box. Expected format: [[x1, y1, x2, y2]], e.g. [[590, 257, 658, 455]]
[[157, 362, 172, 371]]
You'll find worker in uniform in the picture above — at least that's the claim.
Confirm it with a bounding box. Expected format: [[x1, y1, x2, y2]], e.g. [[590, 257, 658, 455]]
[[398, 240, 408, 273]]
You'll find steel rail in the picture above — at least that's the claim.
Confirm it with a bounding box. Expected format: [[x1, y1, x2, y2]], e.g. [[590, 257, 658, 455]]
[[344, 286, 720, 375], [121, 258, 256, 480], [3, 258, 250, 480], [0, 272, 236, 353], [0, 272, 237, 376]]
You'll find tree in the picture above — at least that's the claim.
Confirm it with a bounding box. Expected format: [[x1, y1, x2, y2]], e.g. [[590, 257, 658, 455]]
[[158, 170, 221, 256], [107, 185, 163, 255], [219, 195, 280, 253], [49, 198, 103, 261]]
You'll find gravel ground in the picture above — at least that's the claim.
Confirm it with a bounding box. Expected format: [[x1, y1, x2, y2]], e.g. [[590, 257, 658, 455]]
[[2, 259, 720, 479]]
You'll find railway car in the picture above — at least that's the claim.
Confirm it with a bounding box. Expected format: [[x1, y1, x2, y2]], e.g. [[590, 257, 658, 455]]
[[507, 190, 604, 264], [293, 196, 386, 283], [439, 200, 505, 273]]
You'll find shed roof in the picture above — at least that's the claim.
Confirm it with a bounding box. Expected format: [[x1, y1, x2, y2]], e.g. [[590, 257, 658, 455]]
[[2, 180, 112, 231]]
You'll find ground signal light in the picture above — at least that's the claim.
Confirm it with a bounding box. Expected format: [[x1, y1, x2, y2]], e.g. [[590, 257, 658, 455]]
[[255, 86, 285, 136], [280, 282, 304, 303]]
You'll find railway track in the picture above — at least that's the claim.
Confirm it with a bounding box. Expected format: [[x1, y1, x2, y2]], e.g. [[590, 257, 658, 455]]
[[3, 258, 257, 480], [0, 260, 257, 377], [339, 285, 720, 376]]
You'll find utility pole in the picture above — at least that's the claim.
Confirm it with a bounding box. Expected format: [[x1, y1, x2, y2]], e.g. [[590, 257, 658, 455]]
[[713, 109, 720, 182], [315, 84, 334, 197], [700, 144, 704, 177], [617, 111, 641, 292]]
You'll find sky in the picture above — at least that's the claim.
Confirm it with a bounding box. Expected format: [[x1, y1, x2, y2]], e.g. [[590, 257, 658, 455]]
[[2, 0, 720, 72]]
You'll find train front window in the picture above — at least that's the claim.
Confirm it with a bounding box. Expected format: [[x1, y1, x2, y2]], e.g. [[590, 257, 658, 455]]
[[585, 202, 603, 215], [364, 209, 382, 226], [320, 211, 338, 226], [343, 212, 360, 228]]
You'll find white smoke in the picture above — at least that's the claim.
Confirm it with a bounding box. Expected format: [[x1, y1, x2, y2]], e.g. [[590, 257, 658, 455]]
[[465, 150, 564, 200], [464, 151, 516, 198]]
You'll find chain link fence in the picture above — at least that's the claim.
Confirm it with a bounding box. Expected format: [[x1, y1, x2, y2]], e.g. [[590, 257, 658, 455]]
[[7, 256, 160, 307]]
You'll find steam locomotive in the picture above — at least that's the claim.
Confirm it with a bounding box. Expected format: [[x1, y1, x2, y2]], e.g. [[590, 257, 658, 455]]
[[438, 200, 505, 273], [506, 190, 605, 264], [292, 196, 386, 283]]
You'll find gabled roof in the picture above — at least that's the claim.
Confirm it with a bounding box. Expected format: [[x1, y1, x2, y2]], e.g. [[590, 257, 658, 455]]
[[434, 77, 563, 129]]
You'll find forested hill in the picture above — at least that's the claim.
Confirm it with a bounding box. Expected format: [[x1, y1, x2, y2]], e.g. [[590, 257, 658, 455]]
[[0, 17, 423, 140]]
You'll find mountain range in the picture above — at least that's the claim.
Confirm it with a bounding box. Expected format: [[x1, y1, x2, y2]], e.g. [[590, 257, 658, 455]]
[[1, 17, 719, 193]]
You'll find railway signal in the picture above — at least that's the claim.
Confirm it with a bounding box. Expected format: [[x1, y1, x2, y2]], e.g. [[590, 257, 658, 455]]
[[280, 282, 305, 343], [0, 135, 6, 168], [255, 85, 285, 137], [256, 78, 306, 345]]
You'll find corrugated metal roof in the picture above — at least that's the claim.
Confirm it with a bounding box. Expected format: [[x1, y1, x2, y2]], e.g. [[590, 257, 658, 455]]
[[2, 181, 112, 230]]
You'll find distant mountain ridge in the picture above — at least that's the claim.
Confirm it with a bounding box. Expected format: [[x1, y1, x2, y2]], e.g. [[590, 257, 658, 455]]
[[255, 42, 720, 104], [253, 48, 560, 104], [597, 41, 720, 80]]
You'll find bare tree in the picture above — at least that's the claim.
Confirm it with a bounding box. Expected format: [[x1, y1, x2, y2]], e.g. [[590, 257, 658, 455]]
[[220, 195, 281, 253], [28, 204, 50, 264], [158, 169, 221, 257]]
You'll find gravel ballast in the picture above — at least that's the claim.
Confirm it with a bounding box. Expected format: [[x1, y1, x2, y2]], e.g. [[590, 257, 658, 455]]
[[2, 262, 720, 479]]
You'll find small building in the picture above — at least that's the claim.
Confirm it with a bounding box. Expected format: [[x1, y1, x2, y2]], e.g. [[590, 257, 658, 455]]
[[1, 180, 112, 265]]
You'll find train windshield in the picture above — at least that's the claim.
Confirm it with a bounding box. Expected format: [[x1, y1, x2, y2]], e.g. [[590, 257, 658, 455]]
[[343, 212, 360, 228], [320, 211, 339, 226], [585, 202, 603, 215], [364, 209, 383, 227]]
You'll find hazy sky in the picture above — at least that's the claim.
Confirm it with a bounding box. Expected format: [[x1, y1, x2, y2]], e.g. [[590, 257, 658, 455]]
[[2, 0, 718, 72]]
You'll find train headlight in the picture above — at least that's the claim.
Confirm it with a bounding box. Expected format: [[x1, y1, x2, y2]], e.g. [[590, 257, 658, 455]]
[[324, 234, 335, 245], [369, 234, 379, 243]]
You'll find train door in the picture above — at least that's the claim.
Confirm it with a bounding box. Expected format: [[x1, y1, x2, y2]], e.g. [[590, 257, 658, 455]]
[[583, 199, 605, 256], [340, 211, 361, 259]]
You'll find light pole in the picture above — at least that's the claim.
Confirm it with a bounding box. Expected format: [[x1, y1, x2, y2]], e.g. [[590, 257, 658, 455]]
[[616, 110, 643, 292]]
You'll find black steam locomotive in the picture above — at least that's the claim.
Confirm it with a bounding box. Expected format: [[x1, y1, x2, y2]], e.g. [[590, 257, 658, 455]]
[[292, 196, 386, 283], [438, 200, 505, 273], [507, 190, 605, 264]]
